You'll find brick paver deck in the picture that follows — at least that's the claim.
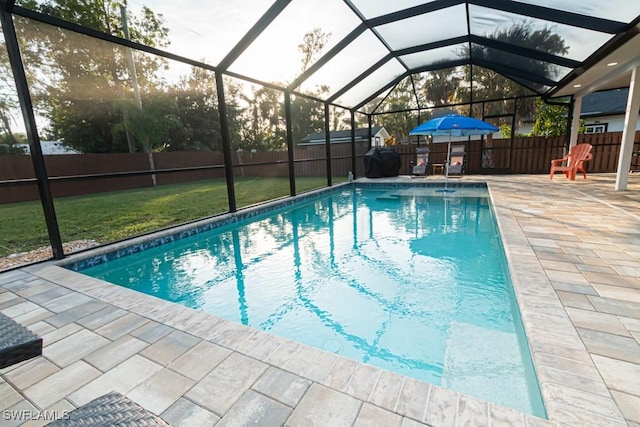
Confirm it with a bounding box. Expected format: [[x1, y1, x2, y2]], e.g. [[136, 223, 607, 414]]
[[1, 173, 638, 426]]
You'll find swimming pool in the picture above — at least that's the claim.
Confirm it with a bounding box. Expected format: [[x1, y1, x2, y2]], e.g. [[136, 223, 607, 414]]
[[71, 183, 545, 416]]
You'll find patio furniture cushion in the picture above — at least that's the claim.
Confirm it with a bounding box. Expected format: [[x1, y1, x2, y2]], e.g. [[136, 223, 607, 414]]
[[448, 145, 465, 175], [46, 391, 170, 426], [0, 312, 42, 369]]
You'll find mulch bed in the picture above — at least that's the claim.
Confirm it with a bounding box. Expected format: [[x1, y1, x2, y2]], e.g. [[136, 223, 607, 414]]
[[0, 240, 98, 271]]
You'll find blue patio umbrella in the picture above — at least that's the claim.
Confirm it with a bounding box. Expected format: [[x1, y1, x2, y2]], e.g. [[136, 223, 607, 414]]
[[409, 114, 498, 191]]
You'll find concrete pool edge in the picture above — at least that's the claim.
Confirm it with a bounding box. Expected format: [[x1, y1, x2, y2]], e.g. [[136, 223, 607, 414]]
[[487, 181, 627, 426]]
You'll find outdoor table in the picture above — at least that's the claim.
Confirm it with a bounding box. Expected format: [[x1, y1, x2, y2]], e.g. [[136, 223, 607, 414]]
[[432, 163, 445, 175]]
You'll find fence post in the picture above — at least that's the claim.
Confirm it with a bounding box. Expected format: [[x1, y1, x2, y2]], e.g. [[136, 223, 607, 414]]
[[324, 103, 332, 186], [350, 110, 356, 179]]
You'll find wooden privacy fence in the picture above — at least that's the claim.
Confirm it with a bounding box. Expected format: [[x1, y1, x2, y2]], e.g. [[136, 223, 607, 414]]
[[1, 131, 638, 203], [390, 137, 567, 175], [0, 152, 225, 203], [391, 131, 638, 175]]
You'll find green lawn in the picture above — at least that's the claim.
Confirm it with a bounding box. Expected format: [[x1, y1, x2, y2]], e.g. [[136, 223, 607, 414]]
[[0, 176, 328, 257]]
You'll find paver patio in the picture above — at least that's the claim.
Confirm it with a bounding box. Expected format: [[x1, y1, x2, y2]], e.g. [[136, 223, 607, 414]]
[[0, 173, 639, 426]]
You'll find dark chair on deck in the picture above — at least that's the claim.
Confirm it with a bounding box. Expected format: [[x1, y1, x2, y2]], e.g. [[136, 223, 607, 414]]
[[46, 391, 170, 426], [0, 312, 42, 369]]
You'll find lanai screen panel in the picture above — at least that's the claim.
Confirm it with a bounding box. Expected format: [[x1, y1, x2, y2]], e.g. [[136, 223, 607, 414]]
[[349, 0, 436, 19], [470, 44, 572, 84], [333, 59, 406, 108], [0, 25, 50, 263], [228, 0, 360, 85], [299, 31, 389, 99], [468, 5, 614, 62], [375, 76, 421, 113], [511, 0, 640, 23], [504, 77, 552, 96], [413, 67, 471, 109], [373, 5, 467, 50], [359, 87, 395, 114], [400, 43, 468, 69], [16, 0, 276, 66], [470, 65, 537, 101]]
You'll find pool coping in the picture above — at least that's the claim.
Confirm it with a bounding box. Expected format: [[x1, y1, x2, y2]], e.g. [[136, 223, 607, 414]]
[[2, 175, 634, 426], [486, 183, 627, 426]]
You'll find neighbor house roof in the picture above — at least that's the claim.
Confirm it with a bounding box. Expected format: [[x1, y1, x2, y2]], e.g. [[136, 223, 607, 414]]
[[17, 141, 80, 155], [298, 126, 384, 146], [580, 88, 631, 118], [521, 88, 636, 124]]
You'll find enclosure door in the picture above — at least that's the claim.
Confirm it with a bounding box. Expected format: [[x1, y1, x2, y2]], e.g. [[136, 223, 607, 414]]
[[480, 115, 513, 173]]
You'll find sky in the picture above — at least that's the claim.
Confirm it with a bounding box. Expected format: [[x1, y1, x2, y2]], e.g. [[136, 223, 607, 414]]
[[127, 0, 364, 88]]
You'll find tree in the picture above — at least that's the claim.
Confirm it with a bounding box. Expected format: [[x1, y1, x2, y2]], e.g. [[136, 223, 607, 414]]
[[220, 28, 334, 152], [166, 66, 222, 152], [0, 100, 24, 153], [376, 77, 420, 143], [420, 68, 466, 108], [239, 86, 286, 151], [222, 77, 248, 150], [235, 29, 333, 148], [290, 29, 332, 143], [530, 98, 584, 137], [115, 94, 181, 184], [329, 105, 351, 131], [461, 21, 568, 125], [298, 28, 331, 74], [0, 30, 24, 151], [17, 0, 169, 153], [499, 123, 512, 138], [0, 132, 27, 154], [290, 96, 325, 143]]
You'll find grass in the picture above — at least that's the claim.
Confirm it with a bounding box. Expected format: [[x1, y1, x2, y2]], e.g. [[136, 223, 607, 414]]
[[0, 176, 328, 257]]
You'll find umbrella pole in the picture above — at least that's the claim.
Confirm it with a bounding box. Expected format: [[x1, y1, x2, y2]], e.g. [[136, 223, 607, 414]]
[[444, 136, 451, 190]]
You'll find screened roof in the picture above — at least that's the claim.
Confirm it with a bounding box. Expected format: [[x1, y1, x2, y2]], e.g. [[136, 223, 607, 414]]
[[11, 0, 640, 113]]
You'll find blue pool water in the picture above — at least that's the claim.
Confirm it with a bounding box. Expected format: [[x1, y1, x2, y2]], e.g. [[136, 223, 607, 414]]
[[76, 185, 545, 416]]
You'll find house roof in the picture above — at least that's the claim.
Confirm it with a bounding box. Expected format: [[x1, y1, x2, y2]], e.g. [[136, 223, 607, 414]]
[[522, 87, 636, 124], [580, 88, 631, 117], [17, 141, 80, 155], [298, 126, 384, 145]]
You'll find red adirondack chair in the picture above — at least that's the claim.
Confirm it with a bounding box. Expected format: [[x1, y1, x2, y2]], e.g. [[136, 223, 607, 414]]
[[549, 143, 593, 180]]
